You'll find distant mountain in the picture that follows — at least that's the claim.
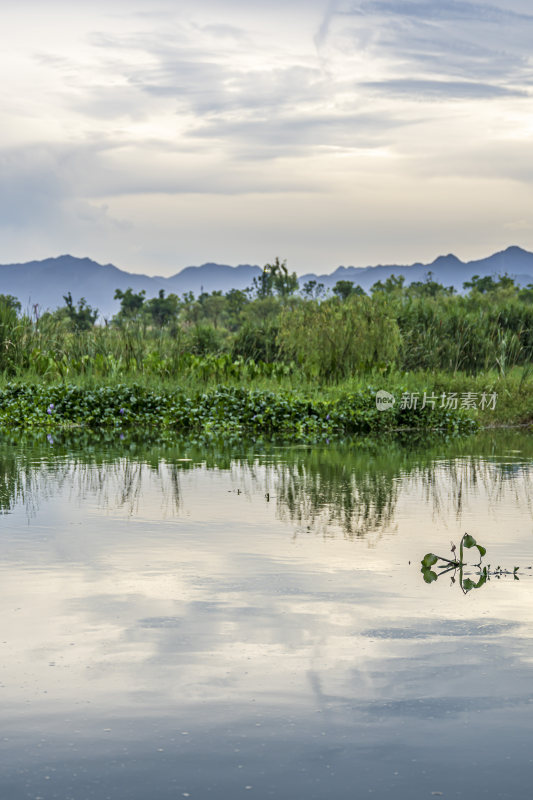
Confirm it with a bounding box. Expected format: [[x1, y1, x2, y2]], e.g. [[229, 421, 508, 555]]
[[0, 246, 532, 318], [300, 245, 533, 293], [0, 256, 262, 319]]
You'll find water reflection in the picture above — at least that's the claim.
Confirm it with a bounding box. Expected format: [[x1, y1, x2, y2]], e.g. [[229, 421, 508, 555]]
[[1, 431, 533, 799], [0, 452, 184, 517], [1, 430, 532, 536]]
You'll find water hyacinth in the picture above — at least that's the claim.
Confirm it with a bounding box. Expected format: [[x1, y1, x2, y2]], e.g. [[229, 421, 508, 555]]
[[47, 434, 54, 445], [0, 383, 479, 443]]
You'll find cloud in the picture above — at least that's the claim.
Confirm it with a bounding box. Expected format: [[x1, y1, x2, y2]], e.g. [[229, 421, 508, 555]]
[[3, 0, 533, 271], [314, 0, 340, 48], [188, 110, 407, 157], [61, 23, 406, 160], [406, 139, 533, 185], [197, 23, 247, 40], [71, 26, 329, 135], [52, 23, 398, 161], [0, 132, 325, 242], [37, 2, 530, 171], [93, 32, 326, 117], [320, 0, 533, 86], [353, 0, 533, 24], [361, 78, 528, 100], [0, 140, 129, 234]]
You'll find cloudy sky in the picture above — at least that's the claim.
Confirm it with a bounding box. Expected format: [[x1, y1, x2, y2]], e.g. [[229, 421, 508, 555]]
[[2, 0, 533, 275]]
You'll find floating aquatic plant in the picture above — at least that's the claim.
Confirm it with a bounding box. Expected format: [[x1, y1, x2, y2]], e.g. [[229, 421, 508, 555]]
[[421, 533, 521, 593]]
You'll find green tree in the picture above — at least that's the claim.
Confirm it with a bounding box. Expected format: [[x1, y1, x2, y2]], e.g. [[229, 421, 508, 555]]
[[407, 272, 455, 298], [302, 280, 326, 299], [251, 266, 274, 298], [225, 288, 250, 330], [146, 290, 179, 327], [518, 283, 533, 303], [371, 275, 405, 295], [63, 292, 98, 331], [114, 288, 146, 320], [271, 259, 299, 297], [333, 280, 366, 300], [463, 274, 517, 294], [0, 295, 21, 315], [251, 258, 298, 298], [200, 291, 226, 329]]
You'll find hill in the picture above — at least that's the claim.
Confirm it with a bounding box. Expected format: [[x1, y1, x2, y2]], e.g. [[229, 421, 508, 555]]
[[301, 245, 533, 293], [0, 246, 532, 318], [0, 256, 261, 319]]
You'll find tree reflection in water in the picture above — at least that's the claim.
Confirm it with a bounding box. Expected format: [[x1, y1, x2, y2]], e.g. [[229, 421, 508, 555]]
[[0, 431, 532, 537]]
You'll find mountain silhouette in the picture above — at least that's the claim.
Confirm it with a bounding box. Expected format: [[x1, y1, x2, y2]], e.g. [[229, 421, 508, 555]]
[[0, 256, 261, 319], [300, 246, 533, 294], [0, 246, 532, 318]]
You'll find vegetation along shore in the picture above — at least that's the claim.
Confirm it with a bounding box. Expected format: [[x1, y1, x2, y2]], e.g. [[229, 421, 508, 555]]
[[0, 259, 531, 441]]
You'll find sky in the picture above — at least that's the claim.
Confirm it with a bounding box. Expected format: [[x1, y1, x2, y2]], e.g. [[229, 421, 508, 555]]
[[2, 0, 533, 276]]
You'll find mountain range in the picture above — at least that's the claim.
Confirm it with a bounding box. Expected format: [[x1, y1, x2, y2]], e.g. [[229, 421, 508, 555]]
[[0, 246, 532, 319]]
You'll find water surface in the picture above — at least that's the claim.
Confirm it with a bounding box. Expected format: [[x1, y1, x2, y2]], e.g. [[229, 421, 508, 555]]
[[1, 431, 533, 799]]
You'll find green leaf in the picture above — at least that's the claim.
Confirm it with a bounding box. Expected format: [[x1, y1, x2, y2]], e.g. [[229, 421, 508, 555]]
[[422, 568, 438, 584], [422, 553, 438, 568], [463, 573, 488, 592], [476, 544, 487, 557], [463, 534, 477, 549]]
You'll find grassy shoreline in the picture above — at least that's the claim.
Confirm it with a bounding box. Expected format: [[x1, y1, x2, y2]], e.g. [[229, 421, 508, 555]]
[[0, 369, 530, 443]]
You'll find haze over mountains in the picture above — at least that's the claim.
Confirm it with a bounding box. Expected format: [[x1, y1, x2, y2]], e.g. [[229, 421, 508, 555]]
[[1, 246, 532, 319]]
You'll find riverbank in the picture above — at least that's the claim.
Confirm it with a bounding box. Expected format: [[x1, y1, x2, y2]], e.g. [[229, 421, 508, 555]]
[[0, 373, 529, 444], [0, 366, 531, 444]]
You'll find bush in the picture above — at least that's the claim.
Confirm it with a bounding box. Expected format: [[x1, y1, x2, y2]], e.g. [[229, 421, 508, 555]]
[[232, 320, 280, 362], [278, 295, 401, 380]]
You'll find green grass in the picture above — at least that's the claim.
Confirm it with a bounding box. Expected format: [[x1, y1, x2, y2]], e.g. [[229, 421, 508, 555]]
[[1, 364, 529, 424], [0, 362, 530, 445]]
